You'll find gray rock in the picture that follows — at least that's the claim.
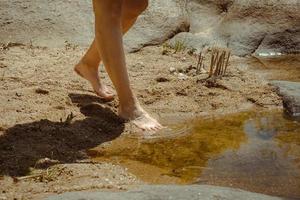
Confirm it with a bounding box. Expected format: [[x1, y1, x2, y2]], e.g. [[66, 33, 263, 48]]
[[270, 81, 300, 117], [124, 0, 190, 52], [168, 0, 300, 56], [0, 0, 94, 47], [0, 0, 189, 52], [0, 0, 299, 56], [45, 185, 285, 200], [255, 29, 300, 55], [168, 32, 218, 53]]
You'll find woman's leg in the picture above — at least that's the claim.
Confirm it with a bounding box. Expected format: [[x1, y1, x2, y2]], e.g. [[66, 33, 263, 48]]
[[75, 0, 145, 100], [92, 0, 162, 131]]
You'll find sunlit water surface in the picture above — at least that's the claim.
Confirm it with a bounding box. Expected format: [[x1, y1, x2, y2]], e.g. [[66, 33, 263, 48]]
[[89, 110, 300, 199]]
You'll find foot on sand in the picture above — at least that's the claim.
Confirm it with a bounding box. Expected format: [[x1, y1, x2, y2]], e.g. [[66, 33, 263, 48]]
[[74, 62, 115, 100], [119, 105, 163, 131]]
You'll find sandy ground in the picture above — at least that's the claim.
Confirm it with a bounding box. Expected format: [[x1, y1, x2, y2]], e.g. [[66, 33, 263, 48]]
[[0, 44, 281, 199]]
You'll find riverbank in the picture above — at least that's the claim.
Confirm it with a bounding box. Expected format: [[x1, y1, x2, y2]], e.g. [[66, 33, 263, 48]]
[[0, 44, 283, 199]]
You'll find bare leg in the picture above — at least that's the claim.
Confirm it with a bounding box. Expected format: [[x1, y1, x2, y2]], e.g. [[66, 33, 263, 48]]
[[92, 0, 162, 131], [74, 40, 115, 99], [75, 0, 140, 100]]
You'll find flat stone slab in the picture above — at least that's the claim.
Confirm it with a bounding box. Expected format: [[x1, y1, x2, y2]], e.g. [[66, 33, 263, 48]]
[[270, 81, 300, 117], [46, 185, 285, 200]]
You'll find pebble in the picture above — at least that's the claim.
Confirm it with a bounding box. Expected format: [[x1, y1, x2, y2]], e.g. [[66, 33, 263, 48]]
[[178, 73, 188, 80], [35, 88, 49, 95], [169, 67, 176, 73], [156, 77, 170, 82], [133, 62, 145, 69]]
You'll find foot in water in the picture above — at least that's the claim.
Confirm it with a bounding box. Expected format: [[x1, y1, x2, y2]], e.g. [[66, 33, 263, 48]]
[[119, 104, 163, 131], [74, 61, 115, 100]]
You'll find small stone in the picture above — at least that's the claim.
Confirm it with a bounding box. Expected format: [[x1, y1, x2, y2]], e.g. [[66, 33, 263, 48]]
[[178, 73, 188, 80], [199, 68, 208, 74], [156, 77, 170, 82], [169, 67, 176, 73], [35, 88, 49, 95], [15, 92, 22, 97], [132, 62, 145, 69], [35, 158, 60, 169], [187, 69, 197, 76]]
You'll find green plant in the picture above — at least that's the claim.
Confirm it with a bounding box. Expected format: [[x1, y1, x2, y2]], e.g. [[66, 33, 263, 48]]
[[173, 40, 186, 53], [161, 42, 172, 55]]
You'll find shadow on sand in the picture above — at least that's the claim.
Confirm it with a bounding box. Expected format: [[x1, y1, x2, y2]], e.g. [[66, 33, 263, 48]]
[[0, 93, 124, 176]]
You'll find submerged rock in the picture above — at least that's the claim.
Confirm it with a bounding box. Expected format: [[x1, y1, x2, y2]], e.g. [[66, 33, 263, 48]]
[[270, 81, 300, 117], [46, 185, 284, 200]]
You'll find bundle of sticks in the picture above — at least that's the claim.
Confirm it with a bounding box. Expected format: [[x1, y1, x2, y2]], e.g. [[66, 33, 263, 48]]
[[208, 47, 231, 77]]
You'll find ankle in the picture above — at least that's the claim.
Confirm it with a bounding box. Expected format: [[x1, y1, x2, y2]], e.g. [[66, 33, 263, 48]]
[[118, 100, 143, 118], [77, 60, 97, 70]]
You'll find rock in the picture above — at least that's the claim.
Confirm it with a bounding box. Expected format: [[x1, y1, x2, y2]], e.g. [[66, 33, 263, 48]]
[[35, 158, 60, 169], [255, 29, 300, 55], [169, 67, 176, 73], [0, 0, 189, 52], [131, 62, 145, 69], [124, 0, 190, 52], [168, 32, 212, 54], [0, 0, 94, 47], [0, 0, 299, 56], [35, 88, 50, 95], [178, 73, 188, 80], [168, 0, 300, 56], [155, 77, 170, 83], [46, 185, 284, 200], [270, 81, 300, 117]]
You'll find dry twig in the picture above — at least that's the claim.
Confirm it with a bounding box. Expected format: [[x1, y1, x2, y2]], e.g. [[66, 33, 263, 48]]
[[208, 47, 231, 78]]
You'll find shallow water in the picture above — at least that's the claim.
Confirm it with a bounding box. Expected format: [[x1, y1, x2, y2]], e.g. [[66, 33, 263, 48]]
[[89, 110, 300, 198]]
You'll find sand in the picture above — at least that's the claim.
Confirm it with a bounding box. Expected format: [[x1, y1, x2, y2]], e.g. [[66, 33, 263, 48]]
[[0, 44, 281, 199]]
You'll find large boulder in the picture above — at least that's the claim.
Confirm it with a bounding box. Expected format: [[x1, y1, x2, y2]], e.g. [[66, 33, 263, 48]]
[[46, 185, 284, 200], [0, 0, 94, 47], [270, 81, 300, 118], [0, 0, 299, 56], [169, 0, 300, 56], [0, 0, 189, 51], [124, 0, 189, 52]]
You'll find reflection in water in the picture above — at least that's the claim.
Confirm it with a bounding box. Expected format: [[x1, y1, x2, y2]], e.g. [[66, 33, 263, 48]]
[[199, 112, 300, 199], [89, 111, 300, 198]]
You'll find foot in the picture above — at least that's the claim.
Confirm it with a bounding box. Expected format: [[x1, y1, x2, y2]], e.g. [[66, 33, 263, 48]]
[[74, 62, 115, 100], [119, 105, 163, 131]]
